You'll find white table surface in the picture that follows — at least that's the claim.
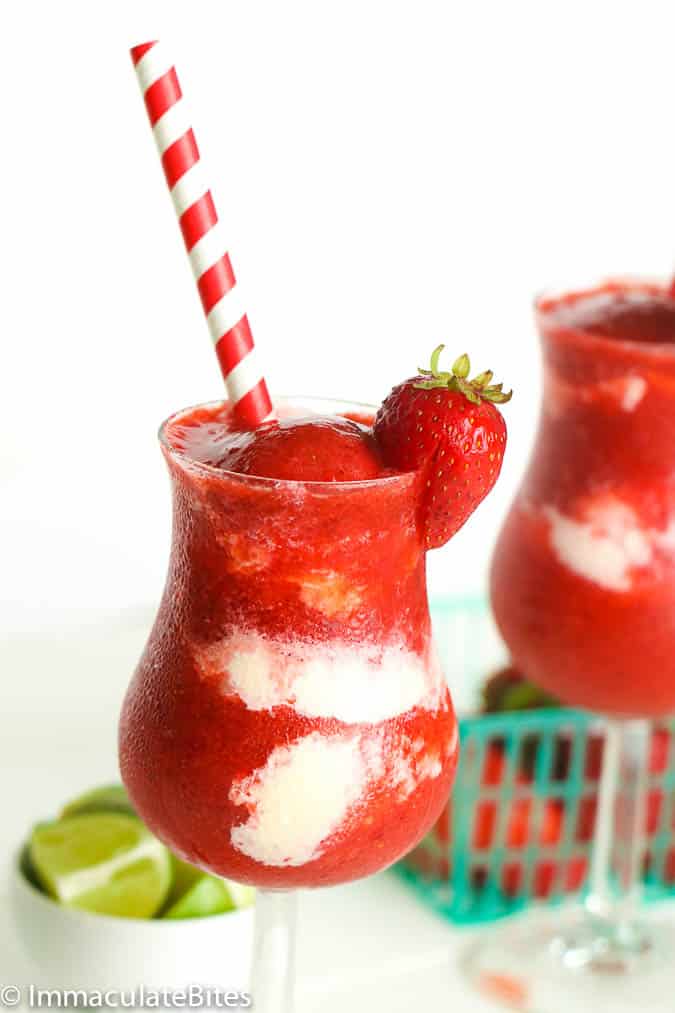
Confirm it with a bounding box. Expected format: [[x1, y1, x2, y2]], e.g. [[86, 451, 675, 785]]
[[0, 608, 500, 1012]]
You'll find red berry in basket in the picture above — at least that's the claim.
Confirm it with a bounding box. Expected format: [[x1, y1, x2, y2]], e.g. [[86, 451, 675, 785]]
[[576, 795, 598, 842], [473, 793, 563, 853], [646, 788, 663, 836], [374, 346, 512, 548], [512, 797, 563, 849], [473, 742, 542, 850], [584, 733, 604, 780], [564, 855, 588, 892], [501, 863, 523, 897], [473, 802, 498, 850], [649, 726, 670, 774], [583, 726, 667, 782], [498, 800, 564, 898], [482, 742, 507, 786], [577, 727, 667, 843], [472, 743, 507, 848], [533, 861, 557, 899]]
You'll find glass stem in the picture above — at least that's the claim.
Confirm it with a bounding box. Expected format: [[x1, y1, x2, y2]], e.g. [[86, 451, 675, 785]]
[[249, 889, 297, 1013], [585, 718, 650, 926]]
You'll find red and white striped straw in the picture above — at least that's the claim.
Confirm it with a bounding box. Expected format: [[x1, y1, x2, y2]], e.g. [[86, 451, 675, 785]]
[[130, 40, 274, 427]]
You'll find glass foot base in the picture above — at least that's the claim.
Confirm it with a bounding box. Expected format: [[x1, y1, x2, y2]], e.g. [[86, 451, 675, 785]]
[[461, 906, 672, 1012]]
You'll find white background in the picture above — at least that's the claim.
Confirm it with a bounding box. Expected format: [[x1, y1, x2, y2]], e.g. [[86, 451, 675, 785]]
[[3, 0, 675, 628]]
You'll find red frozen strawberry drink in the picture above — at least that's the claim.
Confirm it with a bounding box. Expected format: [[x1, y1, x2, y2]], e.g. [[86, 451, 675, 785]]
[[491, 280, 675, 717], [120, 355, 510, 889]]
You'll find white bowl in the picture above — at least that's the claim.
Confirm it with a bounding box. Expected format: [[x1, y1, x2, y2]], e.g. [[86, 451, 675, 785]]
[[9, 851, 254, 992]]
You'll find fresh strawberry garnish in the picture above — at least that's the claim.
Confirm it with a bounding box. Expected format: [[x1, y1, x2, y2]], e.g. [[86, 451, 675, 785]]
[[373, 345, 512, 548]]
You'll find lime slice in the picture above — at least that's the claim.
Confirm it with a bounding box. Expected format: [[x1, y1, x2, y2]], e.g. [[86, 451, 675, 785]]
[[61, 784, 136, 819], [163, 874, 255, 920], [29, 814, 172, 918], [163, 855, 204, 910], [19, 833, 50, 893]]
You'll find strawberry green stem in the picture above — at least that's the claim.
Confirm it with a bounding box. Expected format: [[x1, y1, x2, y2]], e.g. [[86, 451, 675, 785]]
[[414, 346, 512, 405]]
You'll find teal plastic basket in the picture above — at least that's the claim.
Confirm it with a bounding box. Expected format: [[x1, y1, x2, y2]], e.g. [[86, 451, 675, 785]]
[[397, 596, 675, 925]]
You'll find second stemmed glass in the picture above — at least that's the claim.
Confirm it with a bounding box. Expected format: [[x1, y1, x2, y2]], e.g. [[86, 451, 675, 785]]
[[465, 278, 675, 1012]]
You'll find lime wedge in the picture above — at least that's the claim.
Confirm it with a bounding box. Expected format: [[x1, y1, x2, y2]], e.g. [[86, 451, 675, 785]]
[[164, 874, 255, 919], [61, 784, 135, 819], [29, 814, 172, 919], [163, 855, 204, 910], [19, 834, 49, 893]]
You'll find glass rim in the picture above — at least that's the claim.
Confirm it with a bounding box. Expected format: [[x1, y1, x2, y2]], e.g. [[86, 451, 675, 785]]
[[157, 394, 418, 490], [533, 274, 675, 355]]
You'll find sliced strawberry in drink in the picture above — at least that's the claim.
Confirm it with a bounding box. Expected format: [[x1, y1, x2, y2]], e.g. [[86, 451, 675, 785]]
[[215, 416, 388, 482], [568, 292, 675, 345]]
